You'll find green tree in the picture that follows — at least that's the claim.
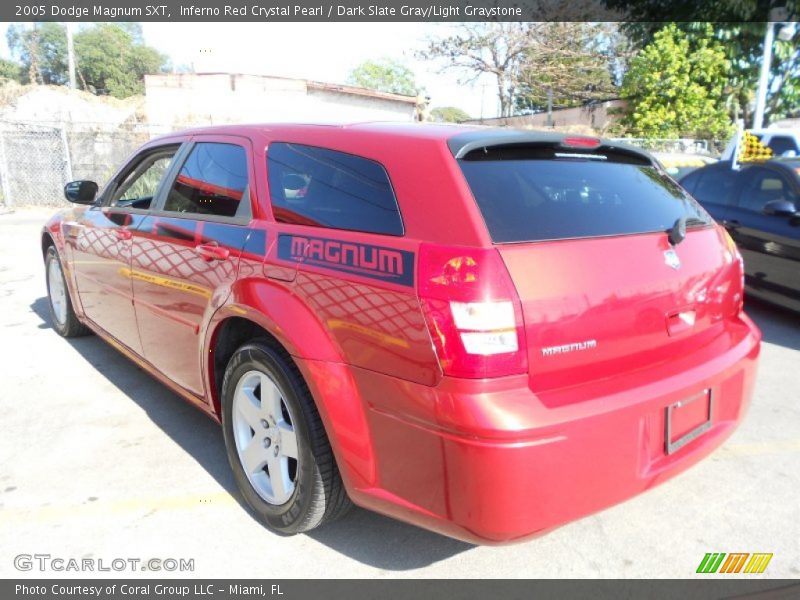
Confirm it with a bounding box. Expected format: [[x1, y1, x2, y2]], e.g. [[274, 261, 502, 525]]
[[347, 59, 418, 96], [0, 58, 23, 82], [515, 23, 618, 113], [618, 24, 733, 139], [419, 23, 622, 118], [6, 23, 166, 98], [74, 24, 166, 98], [7, 23, 68, 85], [430, 106, 470, 122], [418, 23, 535, 117], [605, 0, 800, 126]]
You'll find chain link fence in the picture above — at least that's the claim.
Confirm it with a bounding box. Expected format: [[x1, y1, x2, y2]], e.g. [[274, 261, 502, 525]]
[[608, 137, 725, 156], [0, 120, 725, 210], [0, 121, 72, 208], [0, 121, 173, 209]]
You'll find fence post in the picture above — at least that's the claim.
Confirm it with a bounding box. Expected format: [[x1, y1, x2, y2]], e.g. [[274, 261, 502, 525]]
[[60, 126, 73, 184], [0, 129, 12, 209]]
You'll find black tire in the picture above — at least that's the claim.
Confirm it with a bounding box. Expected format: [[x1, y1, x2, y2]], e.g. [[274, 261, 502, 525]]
[[45, 245, 91, 338], [221, 340, 351, 534]]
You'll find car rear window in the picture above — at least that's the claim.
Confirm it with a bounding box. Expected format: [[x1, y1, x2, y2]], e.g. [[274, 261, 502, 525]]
[[267, 142, 403, 236], [459, 145, 712, 243]]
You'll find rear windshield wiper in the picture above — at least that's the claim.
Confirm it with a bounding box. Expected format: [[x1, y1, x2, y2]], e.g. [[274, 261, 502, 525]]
[[668, 216, 708, 245], [668, 217, 687, 246]]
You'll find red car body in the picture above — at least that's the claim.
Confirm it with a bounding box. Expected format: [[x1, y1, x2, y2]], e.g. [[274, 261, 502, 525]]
[[42, 123, 761, 543]]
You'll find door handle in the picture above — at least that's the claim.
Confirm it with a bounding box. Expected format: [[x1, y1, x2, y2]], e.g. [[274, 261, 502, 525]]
[[722, 219, 740, 228], [115, 228, 133, 241], [195, 242, 230, 261]]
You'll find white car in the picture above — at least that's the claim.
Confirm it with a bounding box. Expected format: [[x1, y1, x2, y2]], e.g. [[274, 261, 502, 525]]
[[721, 128, 800, 160]]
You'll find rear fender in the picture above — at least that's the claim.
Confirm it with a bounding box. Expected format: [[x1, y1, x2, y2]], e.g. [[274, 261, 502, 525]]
[[204, 278, 377, 490]]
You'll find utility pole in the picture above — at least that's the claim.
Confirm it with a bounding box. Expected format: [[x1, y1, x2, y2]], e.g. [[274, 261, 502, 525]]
[[752, 22, 774, 130], [65, 22, 76, 90], [546, 88, 553, 128], [28, 24, 40, 85], [753, 7, 796, 129]]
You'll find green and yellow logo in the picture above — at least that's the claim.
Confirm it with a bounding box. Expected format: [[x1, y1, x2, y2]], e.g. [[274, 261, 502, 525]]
[[697, 553, 773, 574]]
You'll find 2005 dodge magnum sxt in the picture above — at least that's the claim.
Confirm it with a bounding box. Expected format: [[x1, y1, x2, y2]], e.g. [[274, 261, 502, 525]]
[[42, 123, 761, 543]]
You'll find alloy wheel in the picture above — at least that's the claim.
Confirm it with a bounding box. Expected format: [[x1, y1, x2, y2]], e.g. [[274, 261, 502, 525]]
[[231, 370, 299, 505], [48, 257, 68, 327]]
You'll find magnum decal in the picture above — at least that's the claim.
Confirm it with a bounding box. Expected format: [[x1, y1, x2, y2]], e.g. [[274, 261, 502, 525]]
[[278, 234, 414, 287]]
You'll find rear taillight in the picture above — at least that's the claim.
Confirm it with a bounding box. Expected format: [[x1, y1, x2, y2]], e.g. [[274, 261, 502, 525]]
[[418, 244, 527, 378], [722, 228, 745, 313]]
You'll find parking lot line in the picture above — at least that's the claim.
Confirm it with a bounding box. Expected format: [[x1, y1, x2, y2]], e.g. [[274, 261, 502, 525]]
[[0, 492, 238, 525]]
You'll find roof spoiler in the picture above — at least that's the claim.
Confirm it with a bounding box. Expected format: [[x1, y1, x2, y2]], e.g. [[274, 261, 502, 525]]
[[448, 130, 654, 164]]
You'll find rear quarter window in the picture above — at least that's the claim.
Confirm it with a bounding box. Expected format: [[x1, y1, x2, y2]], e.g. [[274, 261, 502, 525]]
[[267, 142, 403, 236], [459, 146, 712, 243], [767, 136, 799, 156]]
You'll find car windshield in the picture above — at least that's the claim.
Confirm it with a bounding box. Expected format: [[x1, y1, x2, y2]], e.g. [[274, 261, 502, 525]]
[[459, 148, 712, 244]]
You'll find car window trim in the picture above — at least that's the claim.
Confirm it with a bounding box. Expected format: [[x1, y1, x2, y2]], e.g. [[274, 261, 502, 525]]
[[151, 138, 255, 226], [96, 142, 187, 211]]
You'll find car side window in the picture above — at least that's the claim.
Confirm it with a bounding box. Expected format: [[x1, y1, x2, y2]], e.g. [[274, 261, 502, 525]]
[[767, 136, 799, 157], [737, 168, 798, 212], [163, 142, 251, 219], [691, 167, 737, 206], [108, 147, 178, 209], [266, 142, 403, 236], [678, 170, 700, 194]]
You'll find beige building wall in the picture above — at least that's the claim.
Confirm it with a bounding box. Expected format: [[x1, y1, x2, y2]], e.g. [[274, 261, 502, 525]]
[[465, 100, 626, 133], [144, 73, 416, 129]]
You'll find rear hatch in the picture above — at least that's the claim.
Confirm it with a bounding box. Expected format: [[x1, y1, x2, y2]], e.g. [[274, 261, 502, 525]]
[[458, 140, 744, 396]]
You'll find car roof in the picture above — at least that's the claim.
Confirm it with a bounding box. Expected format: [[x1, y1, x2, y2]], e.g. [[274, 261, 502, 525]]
[[148, 122, 654, 162], [684, 159, 800, 178], [150, 122, 483, 143], [767, 157, 800, 171]]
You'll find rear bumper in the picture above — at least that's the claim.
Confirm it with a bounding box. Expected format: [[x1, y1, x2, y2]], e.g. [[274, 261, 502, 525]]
[[300, 315, 761, 544]]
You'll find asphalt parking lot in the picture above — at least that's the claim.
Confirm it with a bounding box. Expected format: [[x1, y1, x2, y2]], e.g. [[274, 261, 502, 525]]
[[0, 207, 798, 579]]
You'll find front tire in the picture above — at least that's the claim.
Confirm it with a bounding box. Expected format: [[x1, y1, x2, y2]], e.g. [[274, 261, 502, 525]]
[[221, 340, 351, 534], [45, 246, 90, 338]]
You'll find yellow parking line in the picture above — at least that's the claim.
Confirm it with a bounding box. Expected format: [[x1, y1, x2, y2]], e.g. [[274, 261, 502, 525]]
[[3, 440, 796, 526], [0, 491, 238, 524], [718, 438, 800, 457]]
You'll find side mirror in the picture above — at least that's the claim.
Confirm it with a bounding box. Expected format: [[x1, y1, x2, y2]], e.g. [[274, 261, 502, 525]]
[[763, 198, 797, 217], [64, 180, 98, 204]]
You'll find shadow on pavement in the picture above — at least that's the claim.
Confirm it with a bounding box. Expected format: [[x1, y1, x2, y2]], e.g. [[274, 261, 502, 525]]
[[30, 296, 474, 570], [744, 299, 799, 352]]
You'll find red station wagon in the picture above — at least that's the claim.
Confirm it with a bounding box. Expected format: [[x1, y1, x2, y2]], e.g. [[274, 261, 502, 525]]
[[42, 124, 761, 543]]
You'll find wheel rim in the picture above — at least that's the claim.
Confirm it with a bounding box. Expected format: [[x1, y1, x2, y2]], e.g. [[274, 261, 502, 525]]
[[47, 257, 68, 326], [232, 370, 299, 505]]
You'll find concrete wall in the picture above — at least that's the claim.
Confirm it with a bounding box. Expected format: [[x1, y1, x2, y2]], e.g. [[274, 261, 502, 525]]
[[465, 100, 626, 132], [144, 73, 416, 128]]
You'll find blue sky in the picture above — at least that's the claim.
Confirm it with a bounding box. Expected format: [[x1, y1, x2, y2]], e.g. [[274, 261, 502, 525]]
[[0, 22, 497, 117]]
